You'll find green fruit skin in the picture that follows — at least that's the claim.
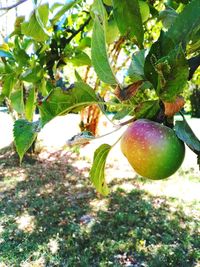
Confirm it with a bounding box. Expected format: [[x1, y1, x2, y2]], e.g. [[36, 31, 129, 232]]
[[121, 119, 185, 180], [139, 1, 150, 23]]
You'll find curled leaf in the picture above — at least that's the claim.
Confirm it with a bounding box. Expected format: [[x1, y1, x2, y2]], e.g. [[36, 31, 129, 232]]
[[175, 116, 200, 154], [66, 131, 95, 146], [114, 80, 143, 101], [164, 96, 185, 117], [90, 144, 111, 196]]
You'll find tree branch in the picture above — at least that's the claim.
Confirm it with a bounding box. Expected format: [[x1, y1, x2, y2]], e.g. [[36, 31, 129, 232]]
[[65, 16, 91, 44], [0, 0, 28, 11]]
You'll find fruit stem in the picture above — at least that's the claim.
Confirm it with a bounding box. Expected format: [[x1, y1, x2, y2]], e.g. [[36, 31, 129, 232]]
[[94, 126, 123, 140], [118, 117, 136, 126], [111, 133, 124, 148]]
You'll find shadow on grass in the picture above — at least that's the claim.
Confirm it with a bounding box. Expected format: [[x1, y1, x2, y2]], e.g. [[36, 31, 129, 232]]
[[0, 148, 199, 266]]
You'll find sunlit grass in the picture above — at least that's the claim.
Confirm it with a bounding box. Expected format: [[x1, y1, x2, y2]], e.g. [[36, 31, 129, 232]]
[[0, 147, 199, 266], [16, 212, 36, 233]]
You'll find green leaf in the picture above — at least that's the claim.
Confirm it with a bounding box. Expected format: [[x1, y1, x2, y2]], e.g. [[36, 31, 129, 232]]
[[135, 100, 160, 119], [175, 116, 200, 154], [21, 19, 49, 42], [13, 48, 30, 67], [0, 50, 13, 58], [0, 62, 5, 73], [35, 3, 49, 28], [91, 0, 116, 83], [103, 0, 112, 6], [128, 50, 145, 82], [112, 0, 143, 47], [2, 74, 16, 97], [91, 17, 117, 85], [0, 94, 4, 104], [90, 144, 111, 196], [39, 82, 99, 126], [155, 46, 189, 101], [159, 7, 177, 29], [25, 87, 36, 121], [51, 2, 63, 12], [14, 119, 38, 163], [187, 29, 200, 54], [51, 0, 81, 24], [187, 31, 200, 54], [144, 31, 174, 88], [74, 70, 84, 82], [21, 4, 50, 42], [166, 0, 200, 47], [20, 66, 43, 83], [113, 106, 133, 120], [11, 16, 25, 35], [69, 50, 91, 66], [38, 79, 48, 96], [91, 0, 107, 23], [105, 15, 120, 44], [10, 89, 24, 114], [78, 37, 91, 49]]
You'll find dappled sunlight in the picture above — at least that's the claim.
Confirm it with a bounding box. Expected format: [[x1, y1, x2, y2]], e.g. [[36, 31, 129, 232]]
[[0, 113, 14, 150], [47, 238, 60, 255], [71, 159, 90, 171], [106, 167, 136, 181], [112, 181, 136, 193], [0, 147, 199, 265], [20, 257, 46, 267], [89, 198, 109, 212], [0, 224, 4, 235], [38, 183, 55, 195], [37, 148, 73, 162], [88, 189, 199, 266], [106, 165, 199, 203], [140, 174, 200, 202], [16, 212, 36, 233], [0, 170, 27, 192], [37, 115, 80, 149], [0, 0, 199, 263]]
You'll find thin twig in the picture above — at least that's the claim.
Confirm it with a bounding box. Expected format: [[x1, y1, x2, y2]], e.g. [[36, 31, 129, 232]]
[[65, 16, 91, 44], [119, 117, 136, 126], [0, 0, 28, 11]]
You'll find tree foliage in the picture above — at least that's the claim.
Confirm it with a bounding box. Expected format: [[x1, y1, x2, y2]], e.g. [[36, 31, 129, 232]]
[[0, 0, 200, 195]]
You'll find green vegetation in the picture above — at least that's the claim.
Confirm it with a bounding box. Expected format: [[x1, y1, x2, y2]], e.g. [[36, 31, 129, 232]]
[[0, 0, 200, 173], [139, 1, 150, 23], [0, 0, 200, 264], [0, 148, 199, 266]]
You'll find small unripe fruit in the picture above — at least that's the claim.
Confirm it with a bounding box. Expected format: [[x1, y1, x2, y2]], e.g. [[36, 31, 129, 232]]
[[121, 119, 185, 180]]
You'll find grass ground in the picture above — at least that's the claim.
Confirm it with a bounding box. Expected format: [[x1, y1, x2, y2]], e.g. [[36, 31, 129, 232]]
[[0, 146, 199, 267]]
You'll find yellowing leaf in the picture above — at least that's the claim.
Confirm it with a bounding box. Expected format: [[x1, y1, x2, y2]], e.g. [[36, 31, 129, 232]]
[[90, 144, 111, 196]]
